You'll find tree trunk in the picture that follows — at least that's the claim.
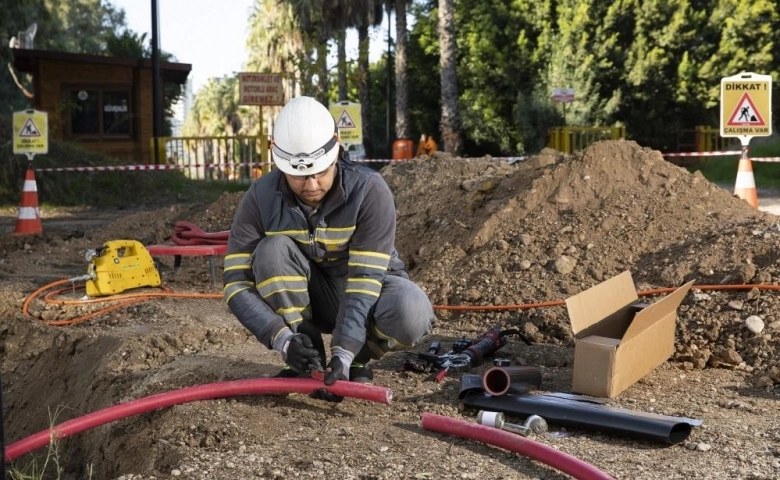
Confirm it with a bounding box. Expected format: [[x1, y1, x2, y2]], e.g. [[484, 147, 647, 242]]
[[316, 37, 329, 105], [438, 0, 463, 155], [394, 0, 410, 140], [336, 30, 348, 101], [358, 25, 372, 156]]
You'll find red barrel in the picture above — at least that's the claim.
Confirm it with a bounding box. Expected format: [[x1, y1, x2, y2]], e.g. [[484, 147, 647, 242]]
[[392, 139, 414, 160]]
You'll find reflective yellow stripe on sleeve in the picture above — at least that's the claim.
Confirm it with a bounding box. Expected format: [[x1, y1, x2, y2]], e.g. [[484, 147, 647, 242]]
[[348, 250, 391, 270]]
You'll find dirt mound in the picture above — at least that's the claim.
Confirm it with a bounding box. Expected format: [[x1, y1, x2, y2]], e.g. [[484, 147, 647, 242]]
[[386, 141, 780, 383], [2, 140, 779, 479]]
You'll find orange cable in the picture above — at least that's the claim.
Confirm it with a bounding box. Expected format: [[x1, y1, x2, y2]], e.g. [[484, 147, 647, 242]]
[[23, 278, 780, 326], [22, 278, 222, 327]]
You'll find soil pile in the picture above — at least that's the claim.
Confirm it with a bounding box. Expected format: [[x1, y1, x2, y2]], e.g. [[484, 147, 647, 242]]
[[386, 141, 780, 385], [1, 140, 779, 480]]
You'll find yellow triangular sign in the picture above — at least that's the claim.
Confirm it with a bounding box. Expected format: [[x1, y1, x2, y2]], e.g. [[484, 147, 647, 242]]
[[336, 110, 356, 129], [727, 93, 766, 126], [19, 118, 42, 137]]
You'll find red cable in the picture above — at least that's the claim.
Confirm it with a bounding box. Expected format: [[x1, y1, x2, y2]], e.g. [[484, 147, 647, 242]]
[[421, 413, 614, 480], [5, 378, 391, 463]]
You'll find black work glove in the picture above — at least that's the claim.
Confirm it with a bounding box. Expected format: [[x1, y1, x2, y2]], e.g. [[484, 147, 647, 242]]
[[310, 357, 347, 403], [285, 333, 322, 374], [323, 356, 347, 386]]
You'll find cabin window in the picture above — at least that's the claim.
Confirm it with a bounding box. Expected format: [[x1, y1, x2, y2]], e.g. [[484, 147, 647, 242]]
[[65, 87, 132, 139]]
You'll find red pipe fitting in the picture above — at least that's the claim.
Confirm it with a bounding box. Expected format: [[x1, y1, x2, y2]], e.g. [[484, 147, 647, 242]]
[[482, 365, 542, 396], [421, 413, 614, 480], [5, 378, 391, 463]]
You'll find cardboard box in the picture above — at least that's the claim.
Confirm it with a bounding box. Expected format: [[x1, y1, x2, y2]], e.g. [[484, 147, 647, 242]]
[[565, 271, 694, 398]]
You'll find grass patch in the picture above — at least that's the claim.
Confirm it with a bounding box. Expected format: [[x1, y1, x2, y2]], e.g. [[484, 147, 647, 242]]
[[0, 140, 247, 208], [685, 137, 780, 189]]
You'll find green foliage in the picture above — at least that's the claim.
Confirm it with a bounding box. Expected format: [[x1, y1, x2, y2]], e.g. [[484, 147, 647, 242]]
[[405, 2, 441, 143], [514, 87, 563, 155]]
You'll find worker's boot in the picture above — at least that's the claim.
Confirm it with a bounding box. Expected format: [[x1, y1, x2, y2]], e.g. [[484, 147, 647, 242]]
[[349, 343, 376, 383]]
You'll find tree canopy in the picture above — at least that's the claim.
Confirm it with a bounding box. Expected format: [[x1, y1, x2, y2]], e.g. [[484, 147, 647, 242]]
[[4, 0, 780, 156]]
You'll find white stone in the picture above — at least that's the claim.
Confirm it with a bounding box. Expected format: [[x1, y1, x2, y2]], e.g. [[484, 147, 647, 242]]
[[745, 315, 765, 334]]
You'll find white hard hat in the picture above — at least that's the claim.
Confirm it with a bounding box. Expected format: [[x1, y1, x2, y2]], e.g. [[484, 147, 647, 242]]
[[271, 96, 340, 176]]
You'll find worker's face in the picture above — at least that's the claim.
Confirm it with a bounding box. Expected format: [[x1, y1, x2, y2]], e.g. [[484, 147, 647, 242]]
[[284, 161, 337, 207]]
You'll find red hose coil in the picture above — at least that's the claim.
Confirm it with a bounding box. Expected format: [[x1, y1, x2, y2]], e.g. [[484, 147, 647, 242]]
[[5, 378, 391, 463], [420, 413, 614, 480]]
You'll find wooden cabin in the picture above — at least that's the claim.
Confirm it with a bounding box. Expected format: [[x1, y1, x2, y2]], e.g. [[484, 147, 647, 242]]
[[11, 48, 191, 163]]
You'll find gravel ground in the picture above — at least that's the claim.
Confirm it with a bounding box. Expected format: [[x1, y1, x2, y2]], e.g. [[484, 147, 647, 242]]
[[1, 140, 779, 479]]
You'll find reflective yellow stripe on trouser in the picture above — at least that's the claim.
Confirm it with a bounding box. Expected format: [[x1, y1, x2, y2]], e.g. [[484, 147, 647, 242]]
[[256, 274, 310, 327]]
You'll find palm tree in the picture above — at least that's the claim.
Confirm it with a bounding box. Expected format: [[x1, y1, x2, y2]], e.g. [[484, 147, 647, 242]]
[[347, 1, 385, 157], [438, 0, 463, 155], [247, 0, 305, 100], [393, 0, 412, 141]]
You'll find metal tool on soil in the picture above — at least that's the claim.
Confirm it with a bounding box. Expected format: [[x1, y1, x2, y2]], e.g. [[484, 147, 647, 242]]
[[477, 410, 548, 437]]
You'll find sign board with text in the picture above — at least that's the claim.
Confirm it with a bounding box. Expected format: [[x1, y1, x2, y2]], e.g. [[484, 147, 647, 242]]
[[239, 73, 284, 106], [329, 101, 363, 145], [720, 72, 772, 142], [552, 87, 575, 103], [13, 109, 48, 156]]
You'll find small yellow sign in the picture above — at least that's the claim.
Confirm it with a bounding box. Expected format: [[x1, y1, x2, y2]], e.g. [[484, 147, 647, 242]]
[[720, 72, 772, 140], [13, 109, 49, 155], [329, 101, 363, 145]]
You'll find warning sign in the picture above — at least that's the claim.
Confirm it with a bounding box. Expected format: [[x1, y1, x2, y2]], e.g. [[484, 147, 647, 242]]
[[19, 118, 42, 137], [720, 72, 772, 139], [13, 109, 48, 156], [336, 110, 356, 128], [726, 93, 765, 126], [329, 101, 363, 145]]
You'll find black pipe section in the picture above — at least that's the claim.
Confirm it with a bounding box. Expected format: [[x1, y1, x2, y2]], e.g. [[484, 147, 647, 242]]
[[459, 373, 535, 399], [462, 391, 702, 445], [482, 365, 542, 396]]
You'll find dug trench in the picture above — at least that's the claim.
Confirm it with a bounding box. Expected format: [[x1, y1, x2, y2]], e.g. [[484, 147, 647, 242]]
[[0, 139, 779, 479]]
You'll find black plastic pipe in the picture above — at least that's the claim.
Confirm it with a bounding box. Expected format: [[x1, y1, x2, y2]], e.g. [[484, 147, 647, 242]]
[[482, 365, 542, 396], [462, 392, 700, 445]]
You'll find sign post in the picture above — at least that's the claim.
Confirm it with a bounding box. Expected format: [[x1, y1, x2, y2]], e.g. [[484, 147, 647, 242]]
[[238, 73, 285, 174], [11, 109, 48, 235], [552, 88, 575, 123], [720, 72, 772, 146], [720, 72, 773, 208], [13, 109, 48, 160], [329, 101, 363, 147]]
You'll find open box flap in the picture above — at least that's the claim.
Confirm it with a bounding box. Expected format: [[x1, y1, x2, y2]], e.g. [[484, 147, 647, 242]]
[[622, 280, 694, 343], [565, 271, 639, 336]]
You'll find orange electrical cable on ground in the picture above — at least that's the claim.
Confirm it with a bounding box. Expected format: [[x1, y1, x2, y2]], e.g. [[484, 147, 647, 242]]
[[23, 278, 780, 326], [22, 278, 222, 326]]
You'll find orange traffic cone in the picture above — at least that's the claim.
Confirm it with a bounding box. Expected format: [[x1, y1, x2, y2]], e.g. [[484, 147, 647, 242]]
[[12, 166, 42, 236], [733, 157, 759, 208]]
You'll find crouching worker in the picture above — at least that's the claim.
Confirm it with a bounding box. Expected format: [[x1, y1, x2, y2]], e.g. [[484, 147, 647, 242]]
[[223, 96, 434, 397]]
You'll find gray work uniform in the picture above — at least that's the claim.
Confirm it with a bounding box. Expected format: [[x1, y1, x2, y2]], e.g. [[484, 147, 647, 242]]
[[223, 155, 434, 360]]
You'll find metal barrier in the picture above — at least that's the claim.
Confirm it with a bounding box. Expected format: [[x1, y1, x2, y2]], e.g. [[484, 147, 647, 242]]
[[671, 126, 740, 165], [151, 135, 272, 183], [546, 126, 625, 154]]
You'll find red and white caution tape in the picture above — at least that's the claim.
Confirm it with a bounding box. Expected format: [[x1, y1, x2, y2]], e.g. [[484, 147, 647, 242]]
[[34, 157, 529, 173], [35, 163, 268, 173], [662, 151, 739, 157], [663, 151, 780, 162]]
